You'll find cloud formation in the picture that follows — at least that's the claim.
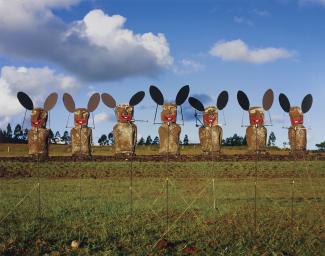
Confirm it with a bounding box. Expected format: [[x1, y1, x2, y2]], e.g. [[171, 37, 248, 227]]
[[233, 16, 254, 26], [0, 1, 173, 82], [94, 112, 112, 124], [299, 0, 325, 6], [0, 66, 78, 127], [173, 59, 204, 74], [209, 39, 294, 64]]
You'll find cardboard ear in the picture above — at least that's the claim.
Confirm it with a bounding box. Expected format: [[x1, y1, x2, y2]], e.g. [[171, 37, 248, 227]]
[[217, 91, 229, 110], [237, 90, 250, 111], [17, 92, 34, 110], [262, 89, 274, 111], [101, 93, 116, 109], [175, 85, 190, 105], [301, 94, 313, 113], [279, 93, 290, 113], [149, 85, 164, 105], [87, 93, 100, 112], [188, 97, 205, 112], [63, 93, 76, 113], [44, 92, 58, 111], [129, 91, 145, 106]]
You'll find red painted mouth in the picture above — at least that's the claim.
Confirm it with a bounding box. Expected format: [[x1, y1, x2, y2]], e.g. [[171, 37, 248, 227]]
[[75, 118, 87, 125], [291, 117, 303, 125], [120, 113, 132, 121], [250, 117, 264, 125], [31, 119, 44, 127], [204, 115, 216, 125], [162, 115, 176, 122]]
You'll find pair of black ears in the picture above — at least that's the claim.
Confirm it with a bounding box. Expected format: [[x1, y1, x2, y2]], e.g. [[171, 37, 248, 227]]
[[17, 92, 58, 111], [63, 93, 100, 113], [237, 89, 274, 111], [188, 91, 229, 112], [149, 85, 190, 106], [101, 91, 145, 109], [279, 93, 313, 113]]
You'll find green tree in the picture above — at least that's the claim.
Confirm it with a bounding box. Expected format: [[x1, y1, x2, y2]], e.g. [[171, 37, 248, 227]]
[[98, 134, 108, 146], [316, 141, 325, 152], [49, 129, 54, 142], [183, 134, 189, 145], [145, 135, 152, 145], [267, 132, 276, 147], [138, 137, 145, 145], [54, 131, 61, 143], [14, 124, 22, 139], [108, 132, 114, 145], [152, 136, 159, 145], [23, 128, 29, 141], [61, 131, 71, 144], [6, 123, 12, 138], [222, 134, 246, 146]]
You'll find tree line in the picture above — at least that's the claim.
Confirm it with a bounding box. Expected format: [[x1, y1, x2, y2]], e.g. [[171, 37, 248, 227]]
[[8, 122, 325, 150], [0, 123, 71, 144], [97, 132, 277, 147]]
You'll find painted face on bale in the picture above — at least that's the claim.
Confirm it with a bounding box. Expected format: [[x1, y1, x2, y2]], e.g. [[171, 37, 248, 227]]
[[74, 108, 90, 127], [249, 107, 264, 126], [161, 104, 177, 123], [30, 108, 48, 128], [289, 107, 303, 125], [203, 106, 218, 126], [115, 104, 134, 122]]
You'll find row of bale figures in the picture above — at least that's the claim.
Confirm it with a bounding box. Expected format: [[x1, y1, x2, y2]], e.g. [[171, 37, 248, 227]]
[[16, 85, 313, 158]]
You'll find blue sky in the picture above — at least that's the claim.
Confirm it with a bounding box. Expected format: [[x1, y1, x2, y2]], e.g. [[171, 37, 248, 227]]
[[0, 0, 325, 148]]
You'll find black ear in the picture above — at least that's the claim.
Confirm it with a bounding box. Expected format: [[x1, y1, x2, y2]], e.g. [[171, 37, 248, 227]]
[[44, 92, 58, 111], [279, 93, 290, 113], [87, 93, 100, 112], [63, 93, 75, 113], [237, 90, 250, 111], [188, 97, 205, 112], [129, 91, 145, 106], [101, 93, 116, 108], [149, 85, 164, 105], [175, 85, 190, 105], [217, 91, 228, 110], [17, 92, 33, 110], [301, 94, 313, 113], [262, 89, 274, 111]]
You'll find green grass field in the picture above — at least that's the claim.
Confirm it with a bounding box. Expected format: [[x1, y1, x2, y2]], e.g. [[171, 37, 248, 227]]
[[0, 143, 291, 157], [0, 160, 324, 255]]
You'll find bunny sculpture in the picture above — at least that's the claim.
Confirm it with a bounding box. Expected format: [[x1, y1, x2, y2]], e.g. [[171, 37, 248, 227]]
[[63, 93, 100, 157], [17, 92, 58, 157], [237, 89, 274, 151], [149, 85, 190, 155], [101, 91, 145, 156], [188, 91, 228, 154], [279, 93, 313, 152]]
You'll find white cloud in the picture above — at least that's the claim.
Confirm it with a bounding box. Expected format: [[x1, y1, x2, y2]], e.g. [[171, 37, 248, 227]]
[[173, 59, 204, 74], [299, 0, 325, 6], [0, 2, 173, 81], [209, 39, 294, 64], [252, 9, 270, 17], [0, 0, 80, 28], [0, 66, 79, 127], [94, 112, 112, 124], [233, 16, 254, 26], [71, 9, 172, 68]]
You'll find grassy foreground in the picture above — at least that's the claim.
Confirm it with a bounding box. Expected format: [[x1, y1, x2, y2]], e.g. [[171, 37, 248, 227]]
[[0, 161, 324, 255], [0, 143, 291, 157]]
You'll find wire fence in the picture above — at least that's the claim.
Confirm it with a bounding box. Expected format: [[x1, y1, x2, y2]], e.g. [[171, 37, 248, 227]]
[[0, 157, 324, 254]]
